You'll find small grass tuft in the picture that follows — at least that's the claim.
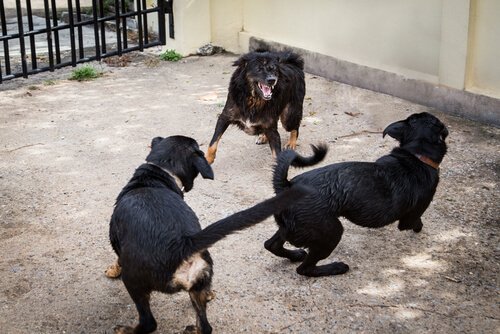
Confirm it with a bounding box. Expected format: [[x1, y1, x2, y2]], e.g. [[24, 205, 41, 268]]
[[159, 49, 183, 62], [69, 65, 101, 81]]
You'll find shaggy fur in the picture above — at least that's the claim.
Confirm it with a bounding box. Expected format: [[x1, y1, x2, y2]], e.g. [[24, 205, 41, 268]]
[[265, 112, 449, 277], [106, 135, 310, 333], [205, 50, 305, 164]]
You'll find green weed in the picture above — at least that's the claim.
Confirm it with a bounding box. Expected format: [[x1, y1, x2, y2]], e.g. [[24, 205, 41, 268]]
[[159, 49, 183, 62], [69, 65, 101, 81]]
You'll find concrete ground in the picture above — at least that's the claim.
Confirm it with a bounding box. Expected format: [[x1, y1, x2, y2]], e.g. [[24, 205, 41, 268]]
[[0, 52, 498, 334]]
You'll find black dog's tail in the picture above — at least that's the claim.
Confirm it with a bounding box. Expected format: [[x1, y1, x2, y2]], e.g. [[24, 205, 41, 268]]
[[188, 185, 311, 253], [273, 144, 328, 194]]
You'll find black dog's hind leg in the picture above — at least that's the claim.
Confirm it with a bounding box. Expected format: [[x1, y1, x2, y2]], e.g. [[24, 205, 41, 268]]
[[115, 284, 157, 334], [184, 288, 215, 334], [398, 216, 423, 233], [264, 230, 307, 262], [206, 115, 230, 164], [296, 218, 349, 277]]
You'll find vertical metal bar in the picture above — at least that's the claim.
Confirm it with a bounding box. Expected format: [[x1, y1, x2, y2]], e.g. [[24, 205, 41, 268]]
[[15, 0, 28, 78], [98, 0, 106, 54], [141, 0, 148, 45], [50, 0, 61, 64], [92, 0, 101, 61], [43, 0, 54, 71], [0, 0, 12, 75], [157, 0, 165, 44], [67, 0, 77, 66], [120, 0, 127, 49], [114, 0, 122, 55], [136, 0, 143, 50], [168, 0, 174, 39], [75, 0, 84, 59], [26, 0, 37, 70]]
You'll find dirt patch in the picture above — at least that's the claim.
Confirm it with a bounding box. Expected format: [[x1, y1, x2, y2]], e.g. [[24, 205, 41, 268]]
[[0, 52, 498, 333]]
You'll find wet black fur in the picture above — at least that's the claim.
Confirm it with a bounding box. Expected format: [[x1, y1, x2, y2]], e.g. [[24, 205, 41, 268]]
[[265, 112, 449, 277], [207, 50, 305, 158], [108, 135, 310, 333]]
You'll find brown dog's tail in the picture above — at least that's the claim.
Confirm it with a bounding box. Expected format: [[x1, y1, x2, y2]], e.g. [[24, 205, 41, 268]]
[[272, 144, 328, 194], [188, 185, 312, 253]]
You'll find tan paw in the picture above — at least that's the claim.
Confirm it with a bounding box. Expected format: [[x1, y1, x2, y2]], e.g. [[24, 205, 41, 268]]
[[114, 325, 134, 334], [105, 261, 122, 278], [255, 134, 268, 145], [183, 325, 201, 334]]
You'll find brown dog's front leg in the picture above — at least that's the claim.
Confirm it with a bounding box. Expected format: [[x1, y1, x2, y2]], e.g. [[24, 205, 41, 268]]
[[266, 129, 282, 158], [285, 129, 299, 150], [206, 117, 230, 164]]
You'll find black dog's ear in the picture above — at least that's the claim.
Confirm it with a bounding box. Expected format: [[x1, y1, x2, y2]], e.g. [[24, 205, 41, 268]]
[[383, 120, 406, 141], [150, 136, 164, 148], [440, 125, 449, 141], [193, 154, 214, 180]]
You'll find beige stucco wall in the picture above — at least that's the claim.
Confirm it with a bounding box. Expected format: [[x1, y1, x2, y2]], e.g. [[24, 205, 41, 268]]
[[162, 0, 499, 100], [466, 0, 500, 99], [241, 0, 443, 84]]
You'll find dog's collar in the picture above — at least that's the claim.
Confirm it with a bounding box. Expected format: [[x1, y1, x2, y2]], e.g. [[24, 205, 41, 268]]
[[415, 154, 440, 170], [146, 162, 185, 191]]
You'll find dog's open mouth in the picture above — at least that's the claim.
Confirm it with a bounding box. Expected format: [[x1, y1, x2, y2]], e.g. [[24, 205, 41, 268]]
[[258, 82, 274, 100]]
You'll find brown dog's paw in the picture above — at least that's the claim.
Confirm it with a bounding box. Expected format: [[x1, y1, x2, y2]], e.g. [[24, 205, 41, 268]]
[[256, 134, 268, 145], [105, 261, 122, 278], [183, 325, 201, 334], [205, 147, 216, 165], [285, 130, 298, 150], [113, 325, 134, 334]]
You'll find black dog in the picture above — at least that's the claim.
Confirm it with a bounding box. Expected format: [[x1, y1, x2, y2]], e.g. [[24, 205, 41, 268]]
[[265, 112, 448, 277], [205, 50, 305, 164], [106, 135, 309, 334]]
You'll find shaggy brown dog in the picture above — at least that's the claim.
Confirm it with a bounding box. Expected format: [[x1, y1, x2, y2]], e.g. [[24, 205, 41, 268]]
[[106, 135, 310, 333], [205, 50, 305, 164], [265, 112, 448, 277]]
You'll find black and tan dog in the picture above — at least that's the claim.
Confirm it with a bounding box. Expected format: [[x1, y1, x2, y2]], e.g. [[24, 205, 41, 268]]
[[105, 135, 310, 334], [265, 112, 448, 277], [205, 50, 305, 164]]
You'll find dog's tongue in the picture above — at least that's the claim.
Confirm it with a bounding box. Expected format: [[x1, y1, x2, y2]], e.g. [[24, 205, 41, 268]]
[[259, 83, 272, 99]]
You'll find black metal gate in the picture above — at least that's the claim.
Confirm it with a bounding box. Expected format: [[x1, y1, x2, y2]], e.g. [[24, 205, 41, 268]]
[[0, 0, 173, 82]]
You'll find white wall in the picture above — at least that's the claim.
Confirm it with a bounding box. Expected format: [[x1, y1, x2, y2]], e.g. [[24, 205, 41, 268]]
[[242, 0, 443, 83], [165, 0, 500, 102], [466, 0, 500, 99]]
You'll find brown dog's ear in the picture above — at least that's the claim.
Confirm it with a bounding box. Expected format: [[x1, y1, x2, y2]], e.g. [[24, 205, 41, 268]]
[[193, 155, 214, 180], [382, 120, 405, 141]]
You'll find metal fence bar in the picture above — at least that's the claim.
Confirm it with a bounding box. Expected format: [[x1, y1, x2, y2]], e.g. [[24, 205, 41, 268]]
[[15, 0, 28, 77], [43, 0, 55, 71], [26, 0, 38, 70], [141, 0, 148, 45], [114, 0, 122, 56], [136, 0, 143, 50], [92, 0, 101, 61], [0, 0, 12, 77], [50, 0, 61, 64], [66, 0, 77, 66], [75, 0, 84, 59], [121, 0, 127, 49]]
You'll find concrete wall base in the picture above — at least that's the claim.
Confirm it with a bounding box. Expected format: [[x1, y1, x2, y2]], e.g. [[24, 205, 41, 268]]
[[249, 37, 499, 127]]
